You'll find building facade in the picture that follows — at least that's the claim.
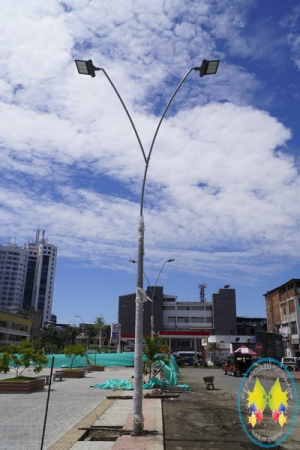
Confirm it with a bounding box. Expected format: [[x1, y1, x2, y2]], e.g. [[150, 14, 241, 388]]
[[0, 231, 57, 325], [119, 286, 238, 352], [264, 279, 300, 358], [23, 231, 57, 324], [0, 309, 32, 346], [0, 242, 28, 311]]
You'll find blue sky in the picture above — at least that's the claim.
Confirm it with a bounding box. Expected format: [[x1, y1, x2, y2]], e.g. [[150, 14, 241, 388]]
[[1, 0, 300, 327]]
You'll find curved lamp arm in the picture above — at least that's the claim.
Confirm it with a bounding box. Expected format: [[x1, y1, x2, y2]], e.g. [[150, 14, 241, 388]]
[[152, 259, 175, 301], [140, 68, 195, 216]]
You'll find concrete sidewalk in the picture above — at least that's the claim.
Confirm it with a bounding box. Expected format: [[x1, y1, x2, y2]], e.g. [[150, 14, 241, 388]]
[[69, 395, 163, 450], [0, 367, 163, 450]]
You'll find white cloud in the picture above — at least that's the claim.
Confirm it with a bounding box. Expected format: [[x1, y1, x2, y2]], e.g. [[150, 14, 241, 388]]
[[0, 0, 300, 290]]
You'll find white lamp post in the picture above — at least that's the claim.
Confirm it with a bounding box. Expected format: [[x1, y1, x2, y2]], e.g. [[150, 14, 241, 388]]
[[75, 58, 219, 435]]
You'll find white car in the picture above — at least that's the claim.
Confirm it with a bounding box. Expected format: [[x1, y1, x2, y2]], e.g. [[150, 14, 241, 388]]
[[281, 357, 297, 371]]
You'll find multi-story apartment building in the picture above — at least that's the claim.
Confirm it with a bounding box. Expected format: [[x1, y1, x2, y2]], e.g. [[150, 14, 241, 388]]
[[23, 230, 57, 324], [264, 279, 300, 358], [0, 242, 28, 311], [0, 230, 57, 325]]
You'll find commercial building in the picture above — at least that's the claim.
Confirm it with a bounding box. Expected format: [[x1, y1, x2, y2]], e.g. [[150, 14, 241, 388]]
[[119, 286, 237, 352], [0, 230, 57, 326], [264, 279, 300, 358], [0, 309, 32, 346]]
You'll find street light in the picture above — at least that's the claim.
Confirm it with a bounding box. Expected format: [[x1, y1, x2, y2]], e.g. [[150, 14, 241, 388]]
[[129, 259, 152, 288], [129, 258, 175, 337], [75, 58, 219, 435], [75, 315, 88, 350], [151, 259, 175, 338]]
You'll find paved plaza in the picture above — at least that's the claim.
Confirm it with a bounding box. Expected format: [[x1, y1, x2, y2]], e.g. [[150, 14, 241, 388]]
[[0, 366, 163, 450]]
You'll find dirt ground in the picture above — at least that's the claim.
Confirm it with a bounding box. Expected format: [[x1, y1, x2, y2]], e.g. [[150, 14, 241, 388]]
[[162, 368, 298, 450]]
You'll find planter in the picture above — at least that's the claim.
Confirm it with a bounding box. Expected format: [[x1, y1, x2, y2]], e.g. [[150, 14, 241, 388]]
[[56, 369, 85, 378], [89, 365, 105, 372], [0, 377, 45, 393]]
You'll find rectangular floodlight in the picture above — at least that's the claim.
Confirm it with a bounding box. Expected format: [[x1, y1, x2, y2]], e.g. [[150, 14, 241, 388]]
[[206, 60, 220, 75], [75, 60, 89, 75]]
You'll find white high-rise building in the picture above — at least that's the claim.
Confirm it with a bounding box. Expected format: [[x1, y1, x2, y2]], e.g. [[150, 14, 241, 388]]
[[23, 230, 57, 324], [0, 242, 28, 310], [0, 231, 57, 324]]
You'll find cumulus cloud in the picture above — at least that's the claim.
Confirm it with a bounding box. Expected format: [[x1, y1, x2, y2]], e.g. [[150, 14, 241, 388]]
[[0, 0, 299, 291]]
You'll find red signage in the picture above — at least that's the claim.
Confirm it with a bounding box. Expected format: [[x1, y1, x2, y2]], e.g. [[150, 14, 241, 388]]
[[255, 343, 263, 351]]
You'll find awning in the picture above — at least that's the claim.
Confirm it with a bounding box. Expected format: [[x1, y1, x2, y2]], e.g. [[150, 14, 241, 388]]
[[234, 345, 257, 355]]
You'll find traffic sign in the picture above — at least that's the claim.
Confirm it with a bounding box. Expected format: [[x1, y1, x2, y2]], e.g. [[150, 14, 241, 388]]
[[112, 323, 121, 332], [255, 343, 263, 352]]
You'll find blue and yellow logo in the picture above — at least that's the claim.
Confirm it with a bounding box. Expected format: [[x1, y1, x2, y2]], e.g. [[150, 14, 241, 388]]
[[238, 358, 298, 448]]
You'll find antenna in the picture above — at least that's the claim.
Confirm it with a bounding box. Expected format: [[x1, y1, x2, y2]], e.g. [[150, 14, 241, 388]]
[[198, 283, 207, 302]]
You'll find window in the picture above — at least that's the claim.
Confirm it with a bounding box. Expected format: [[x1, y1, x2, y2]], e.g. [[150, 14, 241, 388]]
[[178, 306, 190, 311], [191, 306, 204, 311], [163, 306, 175, 310], [289, 301, 295, 314], [290, 322, 298, 334], [191, 317, 204, 323], [205, 305, 212, 311], [206, 317, 213, 323], [177, 317, 190, 323], [168, 317, 176, 323]]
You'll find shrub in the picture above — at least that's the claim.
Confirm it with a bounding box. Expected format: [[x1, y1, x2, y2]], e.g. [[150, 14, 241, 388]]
[[64, 344, 86, 369], [0, 341, 48, 377]]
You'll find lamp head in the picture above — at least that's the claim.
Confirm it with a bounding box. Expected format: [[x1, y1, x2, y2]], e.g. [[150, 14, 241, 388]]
[[75, 59, 100, 77], [198, 59, 220, 77]]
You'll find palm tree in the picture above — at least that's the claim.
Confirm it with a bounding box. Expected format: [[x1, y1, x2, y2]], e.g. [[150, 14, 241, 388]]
[[143, 336, 170, 381], [207, 342, 221, 365], [86, 325, 97, 346], [94, 315, 105, 349]]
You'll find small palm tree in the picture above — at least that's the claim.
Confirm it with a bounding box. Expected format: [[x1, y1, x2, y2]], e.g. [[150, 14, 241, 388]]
[[143, 336, 170, 381], [208, 342, 221, 364], [94, 315, 105, 349]]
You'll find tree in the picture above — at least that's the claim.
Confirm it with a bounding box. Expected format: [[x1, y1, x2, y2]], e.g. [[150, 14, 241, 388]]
[[40, 326, 61, 352], [94, 315, 106, 349], [86, 325, 97, 346], [62, 326, 81, 346], [207, 342, 221, 364], [143, 336, 170, 381], [0, 341, 48, 378], [64, 344, 86, 369]]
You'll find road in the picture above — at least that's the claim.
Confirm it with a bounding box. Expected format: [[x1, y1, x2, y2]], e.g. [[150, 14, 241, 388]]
[[162, 367, 300, 450]]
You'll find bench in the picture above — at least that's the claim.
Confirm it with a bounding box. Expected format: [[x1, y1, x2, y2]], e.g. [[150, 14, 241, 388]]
[[40, 375, 50, 385], [53, 372, 63, 382]]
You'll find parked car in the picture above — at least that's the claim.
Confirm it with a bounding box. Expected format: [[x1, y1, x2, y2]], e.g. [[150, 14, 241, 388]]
[[281, 357, 298, 372], [173, 351, 201, 366]]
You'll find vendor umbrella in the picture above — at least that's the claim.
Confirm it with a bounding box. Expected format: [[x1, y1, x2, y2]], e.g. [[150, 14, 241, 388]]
[[234, 345, 257, 355]]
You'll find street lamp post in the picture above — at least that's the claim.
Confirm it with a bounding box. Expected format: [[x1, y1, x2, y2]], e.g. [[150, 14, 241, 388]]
[[75, 58, 219, 435], [75, 315, 88, 351], [150, 259, 175, 338], [129, 258, 175, 338]]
